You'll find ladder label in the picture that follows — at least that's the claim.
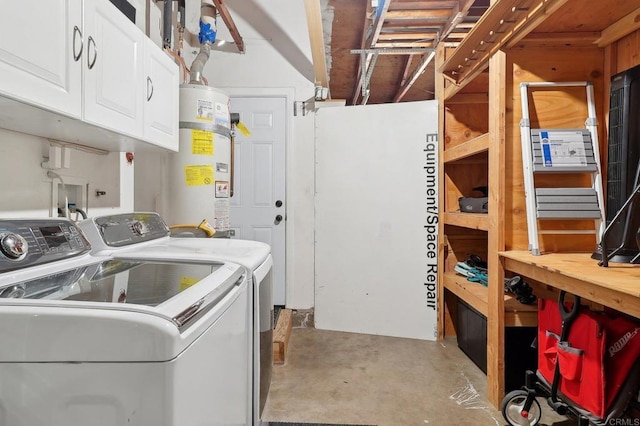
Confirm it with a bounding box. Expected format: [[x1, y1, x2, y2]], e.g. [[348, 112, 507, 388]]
[[540, 130, 587, 168]]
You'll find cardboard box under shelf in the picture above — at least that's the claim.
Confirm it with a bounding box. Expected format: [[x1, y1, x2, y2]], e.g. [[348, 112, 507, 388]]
[[456, 298, 537, 392]]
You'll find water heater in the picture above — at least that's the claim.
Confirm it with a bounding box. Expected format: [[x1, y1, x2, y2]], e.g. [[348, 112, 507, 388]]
[[167, 84, 231, 236]]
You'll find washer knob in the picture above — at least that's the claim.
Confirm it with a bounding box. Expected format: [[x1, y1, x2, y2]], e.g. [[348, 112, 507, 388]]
[[0, 233, 28, 259]]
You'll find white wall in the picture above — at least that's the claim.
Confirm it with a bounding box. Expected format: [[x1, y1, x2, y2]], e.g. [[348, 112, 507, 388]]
[[133, 0, 317, 309], [0, 129, 133, 219]]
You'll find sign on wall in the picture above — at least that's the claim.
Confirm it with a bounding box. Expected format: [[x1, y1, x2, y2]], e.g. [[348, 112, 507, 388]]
[[315, 100, 439, 340]]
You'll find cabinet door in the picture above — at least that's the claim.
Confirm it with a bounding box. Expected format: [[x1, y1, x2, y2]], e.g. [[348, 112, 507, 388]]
[[83, 0, 144, 138], [0, 1, 82, 118], [144, 38, 179, 151]]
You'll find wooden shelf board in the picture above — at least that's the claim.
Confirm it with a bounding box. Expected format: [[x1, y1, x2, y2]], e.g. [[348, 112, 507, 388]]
[[443, 133, 489, 163], [444, 272, 488, 317], [439, 0, 569, 91], [500, 251, 640, 319], [444, 273, 537, 326], [443, 212, 489, 231]]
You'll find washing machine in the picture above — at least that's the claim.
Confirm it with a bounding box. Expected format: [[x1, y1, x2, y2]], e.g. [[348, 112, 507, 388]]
[[79, 212, 273, 425], [0, 218, 252, 426]]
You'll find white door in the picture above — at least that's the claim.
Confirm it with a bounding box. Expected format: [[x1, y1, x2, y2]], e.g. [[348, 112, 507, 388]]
[[83, 0, 144, 138], [143, 37, 179, 151], [0, 0, 82, 118], [229, 97, 286, 306]]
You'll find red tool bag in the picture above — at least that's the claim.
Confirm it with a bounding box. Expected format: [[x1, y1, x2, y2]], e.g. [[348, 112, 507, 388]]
[[538, 298, 640, 419]]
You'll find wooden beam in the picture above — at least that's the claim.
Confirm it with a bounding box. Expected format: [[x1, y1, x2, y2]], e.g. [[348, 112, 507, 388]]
[[392, 50, 436, 102], [304, 0, 329, 88], [514, 31, 600, 47], [399, 55, 414, 87], [351, 1, 373, 105], [273, 308, 293, 364], [487, 50, 507, 407], [596, 6, 640, 47], [378, 32, 439, 40], [440, 0, 570, 87], [211, 0, 244, 53], [366, 0, 391, 46], [438, 0, 476, 42], [389, 1, 457, 11], [352, 0, 388, 104], [376, 41, 436, 48], [385, 9, 451, 20]]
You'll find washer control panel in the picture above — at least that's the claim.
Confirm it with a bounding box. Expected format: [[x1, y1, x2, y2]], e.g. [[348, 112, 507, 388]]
[[0, 219, 90, 273], [91, 213, 170, 247]]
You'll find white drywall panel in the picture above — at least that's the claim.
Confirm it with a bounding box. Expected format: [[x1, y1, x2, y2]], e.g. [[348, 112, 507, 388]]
[[315, 101, 439, 340]]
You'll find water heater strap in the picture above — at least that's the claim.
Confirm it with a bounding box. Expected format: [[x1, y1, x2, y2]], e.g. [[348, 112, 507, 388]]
[[179, 121, 232, 138]]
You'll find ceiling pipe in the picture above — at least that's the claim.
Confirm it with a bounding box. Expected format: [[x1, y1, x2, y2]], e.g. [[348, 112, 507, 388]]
[[190, 0, 218, 84]]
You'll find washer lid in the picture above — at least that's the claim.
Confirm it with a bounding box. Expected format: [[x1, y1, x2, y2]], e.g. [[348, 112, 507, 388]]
[[116, 237, 271, 271], [0, 259, 247, 362]]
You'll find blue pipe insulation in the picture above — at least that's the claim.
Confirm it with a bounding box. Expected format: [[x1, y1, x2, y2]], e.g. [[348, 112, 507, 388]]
[[199, 19, 217, 44]]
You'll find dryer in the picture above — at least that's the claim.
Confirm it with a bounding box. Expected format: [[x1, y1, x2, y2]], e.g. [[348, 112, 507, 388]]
[[0, 218, 252, 426], [79, 212, 273, 425]]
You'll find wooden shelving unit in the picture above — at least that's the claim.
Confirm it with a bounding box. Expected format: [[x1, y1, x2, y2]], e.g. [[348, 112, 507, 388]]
[[436, 0, 640, 407], [442, 133, 489, 163], [442, 212, 489, 231], [443, 273, 537, 326]]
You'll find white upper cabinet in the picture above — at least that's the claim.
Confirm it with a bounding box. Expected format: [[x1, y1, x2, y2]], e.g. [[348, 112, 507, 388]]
[[0, 1, 82, 118], [143, 37, 179, 150], [83, 0, 145, 139], [0, 0, 178, 152]]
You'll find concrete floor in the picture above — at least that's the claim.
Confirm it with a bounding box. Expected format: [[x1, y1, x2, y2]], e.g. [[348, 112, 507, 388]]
[[263, 328, 576, 426]]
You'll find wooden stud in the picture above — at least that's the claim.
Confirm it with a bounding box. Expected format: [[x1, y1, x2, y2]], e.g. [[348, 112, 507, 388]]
[[596, 6, 640, 47], [273, 308, 293, 364]]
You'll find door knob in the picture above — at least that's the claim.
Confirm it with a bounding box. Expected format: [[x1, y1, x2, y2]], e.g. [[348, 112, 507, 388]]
[[274, 214, 283, 224]]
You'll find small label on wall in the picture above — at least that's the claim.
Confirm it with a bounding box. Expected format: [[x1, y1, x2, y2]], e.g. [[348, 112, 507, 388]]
[[184, 165, 214, 186]]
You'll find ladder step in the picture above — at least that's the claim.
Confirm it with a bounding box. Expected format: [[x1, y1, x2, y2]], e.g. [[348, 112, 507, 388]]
[[537, 210, 602, 219], [535, 188, 597, 196], [530, 129, 597, 172], [535, 188, 601, 218], [536, 194, 598, 204]]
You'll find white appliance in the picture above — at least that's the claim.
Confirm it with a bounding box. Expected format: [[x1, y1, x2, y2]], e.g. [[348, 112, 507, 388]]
[[0, 218, 251, 426], [168, 85, 232, 235], [79, 212, 273, 425]]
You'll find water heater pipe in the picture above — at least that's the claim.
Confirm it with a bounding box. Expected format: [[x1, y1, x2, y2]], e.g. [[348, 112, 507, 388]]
[[162, 0, 172, 48], [230, 112, 240, 197], [189, 0, 217, 84]]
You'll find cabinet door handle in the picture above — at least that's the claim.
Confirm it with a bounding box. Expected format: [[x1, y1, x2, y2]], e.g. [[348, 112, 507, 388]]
[[147, 76, 154, 101], [72, 25, 83, 62], [87, 36, 97, 70]]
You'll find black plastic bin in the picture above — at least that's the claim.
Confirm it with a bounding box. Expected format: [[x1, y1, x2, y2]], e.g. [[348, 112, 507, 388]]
[[456, 298, 537, 392]]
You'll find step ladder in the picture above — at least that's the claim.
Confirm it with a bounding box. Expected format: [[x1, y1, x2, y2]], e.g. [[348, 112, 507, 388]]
[[519, 81, 606, 255]]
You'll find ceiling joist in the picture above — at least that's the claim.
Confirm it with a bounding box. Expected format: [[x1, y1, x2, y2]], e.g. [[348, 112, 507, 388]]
[[342, 0, 489, 105]]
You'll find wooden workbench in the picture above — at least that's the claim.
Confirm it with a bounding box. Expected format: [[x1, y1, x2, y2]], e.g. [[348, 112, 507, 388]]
[[500, 251, 640, 319]]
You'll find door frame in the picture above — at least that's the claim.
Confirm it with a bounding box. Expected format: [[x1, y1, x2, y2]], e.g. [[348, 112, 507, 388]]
[[226, 87, 293, 305]]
